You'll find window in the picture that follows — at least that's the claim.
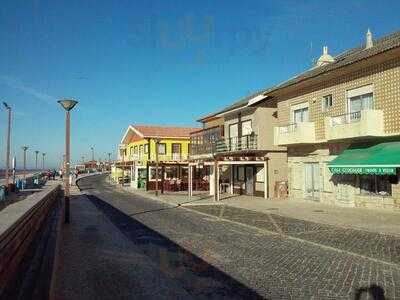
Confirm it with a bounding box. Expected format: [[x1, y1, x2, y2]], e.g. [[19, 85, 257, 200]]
[[291, 103, 309, 123], [150, 168, 163, 180], [322, 95, 333, 112], [256, 167, 264, 182], [158, 143, 166, 155], [229, 123, 238, 138], [144, 144, 149, 154], [241, 120, 252, 136], [130, 146, 133, 155], [133, 146, 137, 154], [165, 166, 179, 179], [349, 92, 373, 113], [347, 85, 374, 113], [236, 166, 245, 181], [359, 175, 392, 196], [139, 145, 144, 157]]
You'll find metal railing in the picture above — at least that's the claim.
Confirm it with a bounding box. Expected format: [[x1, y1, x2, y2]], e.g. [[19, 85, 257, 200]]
[[189, 143, 216, 156], [190, 125, 223, 156], [215, 134, 258, 153], [330, 111, 361, 126], [149, 153, 189, 161]]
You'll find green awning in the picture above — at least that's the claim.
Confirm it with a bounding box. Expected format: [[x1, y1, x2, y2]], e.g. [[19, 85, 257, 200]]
[[328, 142, 400, 175]]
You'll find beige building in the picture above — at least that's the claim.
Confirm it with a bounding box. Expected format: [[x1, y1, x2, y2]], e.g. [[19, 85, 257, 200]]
[[249, 29, 400, 209], [189, 95, 287, 200]]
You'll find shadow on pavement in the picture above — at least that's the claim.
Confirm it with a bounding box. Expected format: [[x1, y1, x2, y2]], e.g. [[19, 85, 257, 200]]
[[86, 194, 265, 300], [354, 284, 386, 299]]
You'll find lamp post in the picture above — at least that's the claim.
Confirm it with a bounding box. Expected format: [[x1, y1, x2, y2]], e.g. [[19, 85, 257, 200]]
[[22, 146, 28, 180], [3, 102, 11, 188], [42, 153, 46, 171], [35, 150, 40, 169], [155, 138, 160, 196], [58, 99, 78, 224], [90, 146, 94, 166], [81, 156, 84, 164], [108, 152, 111, 171]]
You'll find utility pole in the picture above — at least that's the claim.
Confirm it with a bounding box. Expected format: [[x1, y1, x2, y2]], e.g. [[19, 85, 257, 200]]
[[22, 146, 28, 180], [3, 102, 11, 188], [35, 150, 40, 169]]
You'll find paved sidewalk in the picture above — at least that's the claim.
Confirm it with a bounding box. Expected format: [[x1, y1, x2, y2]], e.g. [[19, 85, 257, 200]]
[[53, 186, 192, 300], [116, 183, 400, 237]]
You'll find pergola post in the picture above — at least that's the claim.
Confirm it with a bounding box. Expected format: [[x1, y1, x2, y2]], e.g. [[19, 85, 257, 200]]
[[264, 160, 268, 199], [188, 164, 193, 197], [214, 160, 219, 202], [209, 164, 215, 196], [230, 165, 234, 194]]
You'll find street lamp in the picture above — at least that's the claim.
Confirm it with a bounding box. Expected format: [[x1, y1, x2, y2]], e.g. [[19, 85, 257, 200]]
[[155, 138, 160, 196], [58, 99, 78, 224], [3, 102, 11, 188], [81, 155, 85, 164], [90, 146, 94, 165], [21, 146, 28, 180], [42, 153, 46, 171], [35, 150, 40, 170]]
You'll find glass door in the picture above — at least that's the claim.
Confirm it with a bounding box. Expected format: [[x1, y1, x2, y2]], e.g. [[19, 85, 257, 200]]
[[229, 123, 238, 151], [304, 163, 320, 201], [172, 143, 181, 160], [245, 166, 254, 195]]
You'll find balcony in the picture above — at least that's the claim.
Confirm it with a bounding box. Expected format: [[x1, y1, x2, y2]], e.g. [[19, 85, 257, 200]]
[[189, 125, 223, 159], [325, 109, 384, 141], [215, 134, 258, 153], [274, 122, 316, 146], [149, 153, 189, 162], [189, 143, 216, 159]]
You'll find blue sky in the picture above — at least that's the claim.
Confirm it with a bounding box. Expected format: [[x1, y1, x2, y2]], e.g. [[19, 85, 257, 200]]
[[0, 0, 400, 168]]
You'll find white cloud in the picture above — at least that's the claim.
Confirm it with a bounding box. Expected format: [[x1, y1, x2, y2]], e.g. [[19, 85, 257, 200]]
[[0, 75, 55, 104]]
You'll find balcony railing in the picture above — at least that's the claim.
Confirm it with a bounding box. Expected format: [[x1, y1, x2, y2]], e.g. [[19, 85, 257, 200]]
[[190, 125, 223, 157], [215, 134, 258, 153], [278, 123, 298, 134], [330, 111, 361, 126], [149, 153, 189, 161], [190, 143, 216, 156], [324, 109, 384, 141]]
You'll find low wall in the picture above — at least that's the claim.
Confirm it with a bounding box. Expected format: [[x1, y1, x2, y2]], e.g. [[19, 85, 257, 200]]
[[0, 182, 62, 298]]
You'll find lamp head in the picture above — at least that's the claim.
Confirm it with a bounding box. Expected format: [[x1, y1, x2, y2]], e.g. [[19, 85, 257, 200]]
[[2, 102, 10, 110], [58, 99, 78, 111]]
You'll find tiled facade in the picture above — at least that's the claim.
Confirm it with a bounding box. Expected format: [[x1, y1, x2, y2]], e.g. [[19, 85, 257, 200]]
[[277, 57, 400, 141], [275, 56, 400, 210]]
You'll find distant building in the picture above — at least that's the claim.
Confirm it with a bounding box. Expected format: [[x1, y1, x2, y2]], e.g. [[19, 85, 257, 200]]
[[113, 124, 198, 191]]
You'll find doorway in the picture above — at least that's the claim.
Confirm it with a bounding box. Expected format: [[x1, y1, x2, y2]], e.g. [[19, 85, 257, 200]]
[[304, 163, 320, 201], [172, 143, 181, 160], [245, 166, 254, 195]]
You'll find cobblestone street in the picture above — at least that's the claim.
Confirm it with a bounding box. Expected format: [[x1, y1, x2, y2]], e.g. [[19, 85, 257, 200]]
[[77, 175, 400, 299], [187, 205, 400, 265]]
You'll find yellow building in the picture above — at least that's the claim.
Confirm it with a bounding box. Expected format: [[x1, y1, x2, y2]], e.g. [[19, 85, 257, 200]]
[[113, 124, 198, 190]]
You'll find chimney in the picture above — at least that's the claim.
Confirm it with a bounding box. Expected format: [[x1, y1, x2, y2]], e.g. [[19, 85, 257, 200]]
[[316, 45, 335, 67], [366, 29, 373, 49]]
